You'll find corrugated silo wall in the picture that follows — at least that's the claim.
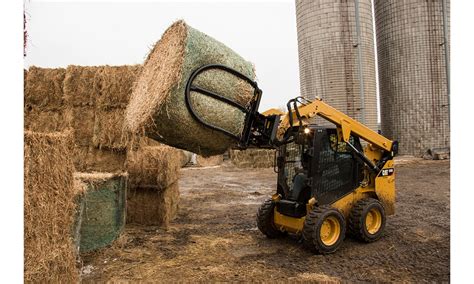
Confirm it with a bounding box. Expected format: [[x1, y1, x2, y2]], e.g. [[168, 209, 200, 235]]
[[295, 0, 378, 131], [375, 0, 450, 156]]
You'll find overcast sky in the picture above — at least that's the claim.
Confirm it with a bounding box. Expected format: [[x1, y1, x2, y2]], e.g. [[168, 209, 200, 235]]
[[24, 1, 300, 111]]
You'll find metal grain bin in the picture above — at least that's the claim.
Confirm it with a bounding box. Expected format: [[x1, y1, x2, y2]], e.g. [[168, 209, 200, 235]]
[[375, 0, 450, 156], [295, 0, 378, 131]]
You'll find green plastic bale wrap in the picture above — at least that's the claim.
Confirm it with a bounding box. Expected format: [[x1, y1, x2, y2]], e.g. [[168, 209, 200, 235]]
[[125, 20, 256, 156], [74, 172, 128, 252]]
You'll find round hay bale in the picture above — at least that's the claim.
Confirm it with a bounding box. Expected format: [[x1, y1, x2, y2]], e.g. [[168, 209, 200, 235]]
[[74, 172, 128, 252], [125, 20, 256, 156]]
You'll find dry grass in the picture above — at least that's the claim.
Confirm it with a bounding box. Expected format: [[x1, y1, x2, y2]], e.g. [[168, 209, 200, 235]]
[[125, 20, 256, 156], [126, 182, 180, 226], [24, 106, 69, 132], [25, 66, 66, 110], [93, 108, 129, 151], [64, 65, 102, 106], [126, 145, 181, 190], [24, 130, 82, 282], [96, 65, 142, 108]]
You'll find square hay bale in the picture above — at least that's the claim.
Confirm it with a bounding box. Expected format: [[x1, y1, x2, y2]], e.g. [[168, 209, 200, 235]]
[[24, 131, 82, 283], [68, 106, 96, 146], [92, 108, 128, 151], [96, 65, 142, 108], [126, 182, 180, 226], [86, 148, 127, 172], [125, 20, 257, 156], [71, 146, 126, 173], [64, 65, 102, 107], [196, 155, 223, 167], [126, 145, 181, 190], [74, 172, 128, 252], [230, 149, 275, 168], [24, 106, 69, 132], [25, 66, 66, 110]]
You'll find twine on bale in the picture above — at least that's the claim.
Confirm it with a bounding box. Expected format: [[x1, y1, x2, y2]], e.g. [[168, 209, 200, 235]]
[[24, 130, 83, 283], [125, 20, 257, 156]]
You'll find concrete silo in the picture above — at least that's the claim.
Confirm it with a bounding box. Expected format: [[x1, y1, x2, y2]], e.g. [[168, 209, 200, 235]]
[[295, 0, 378, 131], [374, 0, 450, 156]]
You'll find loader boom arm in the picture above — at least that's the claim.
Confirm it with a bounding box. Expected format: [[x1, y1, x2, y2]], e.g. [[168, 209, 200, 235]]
[[277, 97, 394, 153]]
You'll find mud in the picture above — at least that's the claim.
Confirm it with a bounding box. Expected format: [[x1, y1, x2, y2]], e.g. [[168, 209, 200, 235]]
[[81, 160, 450, 282]]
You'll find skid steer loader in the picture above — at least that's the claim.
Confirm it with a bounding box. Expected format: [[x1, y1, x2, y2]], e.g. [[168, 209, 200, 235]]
[[185, 64, 398, 254]]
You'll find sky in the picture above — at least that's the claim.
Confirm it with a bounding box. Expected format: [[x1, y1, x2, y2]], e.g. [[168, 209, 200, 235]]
[[24, 1, 301, 112]]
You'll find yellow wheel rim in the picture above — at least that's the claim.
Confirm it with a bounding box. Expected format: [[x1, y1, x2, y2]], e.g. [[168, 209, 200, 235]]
[[319, 216, 341, 246], [365, 208, 382, 234]]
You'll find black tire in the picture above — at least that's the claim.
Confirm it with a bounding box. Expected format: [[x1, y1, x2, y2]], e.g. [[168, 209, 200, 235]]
[[302, 205, 346, 254], [348, 198, 386, 242], [256, 199, 284, 238]]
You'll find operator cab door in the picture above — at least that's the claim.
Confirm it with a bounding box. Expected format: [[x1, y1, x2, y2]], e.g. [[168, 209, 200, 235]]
[[311, 128, 363, 205]]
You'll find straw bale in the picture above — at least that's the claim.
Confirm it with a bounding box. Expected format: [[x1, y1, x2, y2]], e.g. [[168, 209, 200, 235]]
[[25, 66, 66, 110], [64, 65, 102, 106], [125, 20, 256, 156], [86, 148, 127, 172], [93, 108, 128, 150], [24, 131, 81, 283], [74, 172, 128, 252], [126, 182, 180, 226], [96, 65, 142, 108], [230, 149, 275, 168], [69, 106, 96, 146], [126, 145, 181, 190], [24, 106, 69, 132], [196, 155, 223, 167]]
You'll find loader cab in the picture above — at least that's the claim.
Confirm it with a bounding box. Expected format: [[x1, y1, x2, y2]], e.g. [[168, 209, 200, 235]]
[[275, 125, 364, 217]]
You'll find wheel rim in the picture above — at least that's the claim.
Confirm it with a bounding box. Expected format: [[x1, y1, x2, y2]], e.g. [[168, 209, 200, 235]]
[[320, 216, 341, 246], [365, 208, 382, 234]]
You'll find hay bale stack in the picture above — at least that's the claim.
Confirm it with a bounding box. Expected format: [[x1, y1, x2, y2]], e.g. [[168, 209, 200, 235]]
[[24, 131, 82, 283], [74, 172, 128, 252], [62, 65, 142, 171], [126, 145, 181, 190], [196, 155, 223, 167], [127, 182, 180, 226], [230, 149, 275, 168], [92, 65, 142, 150], [125, 20, 256, 156]]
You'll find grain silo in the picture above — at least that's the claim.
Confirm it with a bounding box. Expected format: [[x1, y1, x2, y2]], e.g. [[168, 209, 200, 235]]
[[374, 0, 450, 156], [295, 0, 378, 131]]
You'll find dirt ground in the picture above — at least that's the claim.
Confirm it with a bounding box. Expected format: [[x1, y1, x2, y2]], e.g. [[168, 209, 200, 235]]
[[81, 159, 450, 282]]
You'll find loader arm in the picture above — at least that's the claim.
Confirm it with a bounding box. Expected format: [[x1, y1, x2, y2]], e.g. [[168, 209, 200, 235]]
[[278, 97, 393, 153]]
